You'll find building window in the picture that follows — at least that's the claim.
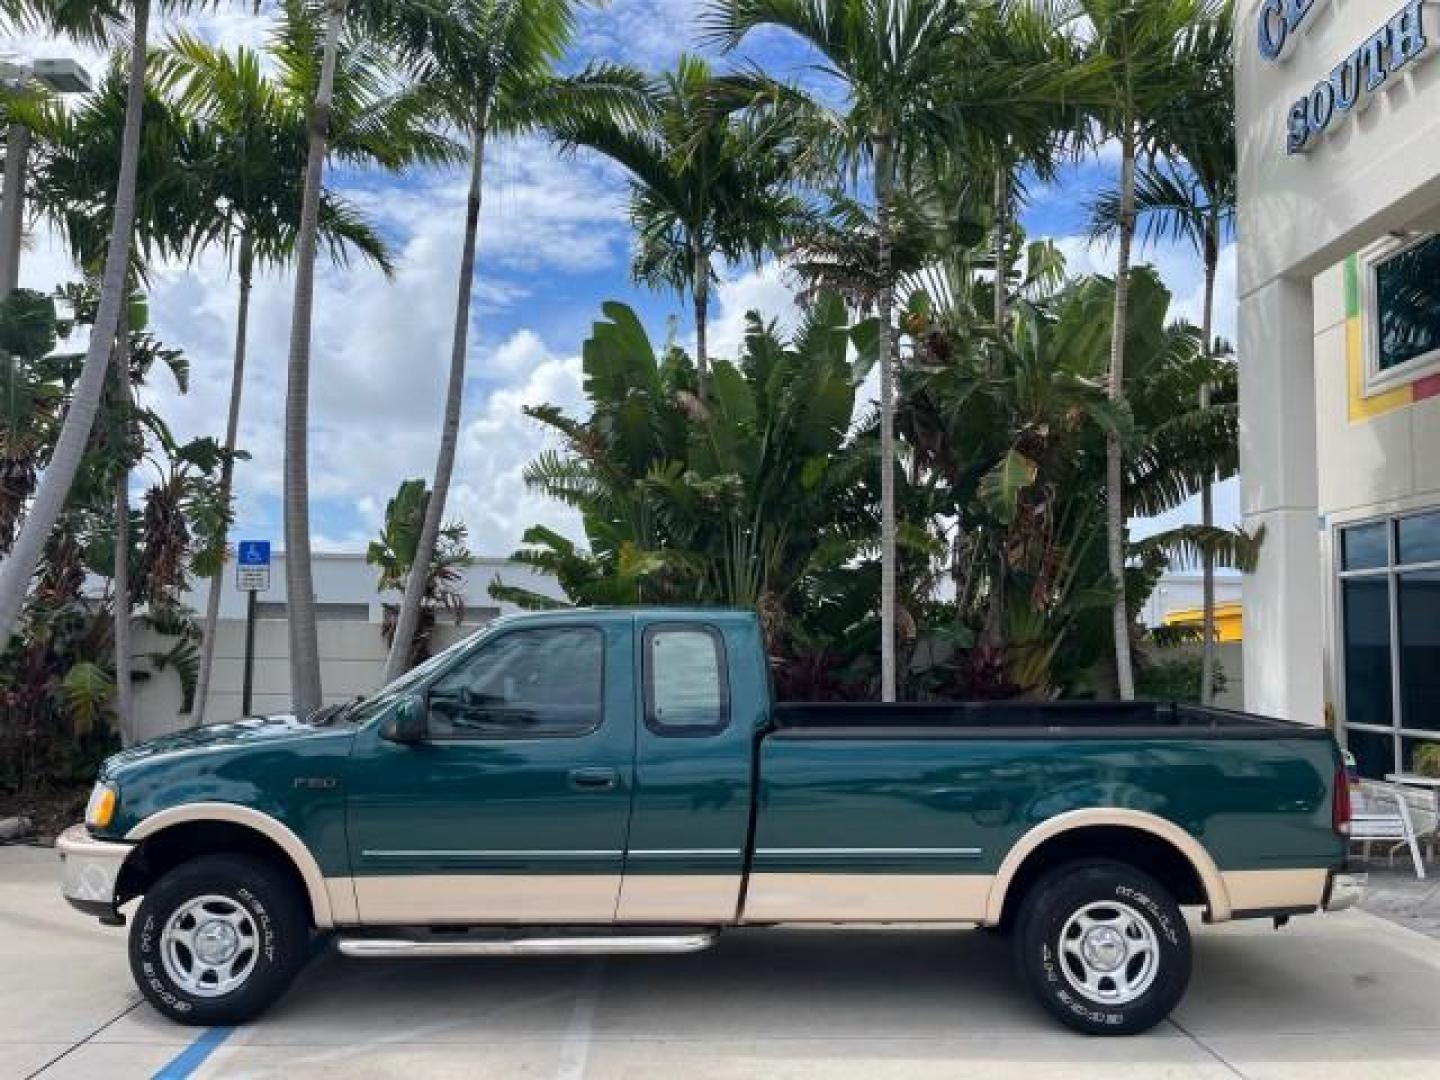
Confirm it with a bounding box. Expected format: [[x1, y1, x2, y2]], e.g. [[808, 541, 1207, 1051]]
[[1364, 234, 1440, 389], [1339, 510, 1440, 777]]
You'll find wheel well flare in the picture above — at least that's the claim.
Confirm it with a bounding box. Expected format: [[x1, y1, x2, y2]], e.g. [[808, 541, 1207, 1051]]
[[986, 811, 1228, 928], [121, 805, 335, 928]]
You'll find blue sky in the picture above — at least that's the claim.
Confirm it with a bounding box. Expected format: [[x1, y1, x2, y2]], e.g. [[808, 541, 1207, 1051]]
[[4, 0, 1240, 559]]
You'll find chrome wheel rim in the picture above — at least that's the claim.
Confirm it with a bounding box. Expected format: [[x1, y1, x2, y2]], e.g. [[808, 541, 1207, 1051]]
[[160, 894, 259, 998], [1057, 900, 1160, 1007]]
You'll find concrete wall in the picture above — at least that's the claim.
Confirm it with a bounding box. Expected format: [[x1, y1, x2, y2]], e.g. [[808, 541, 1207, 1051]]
[[1312, 261, 1440, 523], [1236, 0, 1440, 724]]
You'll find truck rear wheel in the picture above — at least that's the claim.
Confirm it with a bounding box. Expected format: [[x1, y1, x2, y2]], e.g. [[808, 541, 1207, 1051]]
[[1013, 860, 1191, 1036], [129, 853, 309, 1026]]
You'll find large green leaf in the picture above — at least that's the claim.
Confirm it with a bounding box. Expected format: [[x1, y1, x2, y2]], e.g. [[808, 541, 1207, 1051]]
[[978, 449, 1038, 525], [61, 662, 114, 734]]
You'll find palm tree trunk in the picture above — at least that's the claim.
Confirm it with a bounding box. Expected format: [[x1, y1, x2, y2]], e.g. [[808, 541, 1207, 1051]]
[[1199, 217, 1219, 705], [193, 232, 255, 725], [993, 160, 1008, 332], [282, 0, 344, 717], [0, 121, 31, 298], [876, 132, 898, 703], [383, 124, 487, 685], [0, 0, 152, 648], [1107, 125, 1137, 700], [112, 300, 134, 745], [693, 236, 709, 391]]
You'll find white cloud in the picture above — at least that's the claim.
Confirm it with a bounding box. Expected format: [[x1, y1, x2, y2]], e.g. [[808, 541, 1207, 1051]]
[[11, 123, 635, 557], [490, 328, 551, 380], [450, 348, 587, 556], [703, 260, 802, 359], [573, 0, 709, 69], [351, 140, 631, 277]]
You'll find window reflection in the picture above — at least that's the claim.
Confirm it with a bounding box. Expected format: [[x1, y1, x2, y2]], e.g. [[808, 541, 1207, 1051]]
[[1376, 236, 1440, 372], [1343, 577, 1393, 731]]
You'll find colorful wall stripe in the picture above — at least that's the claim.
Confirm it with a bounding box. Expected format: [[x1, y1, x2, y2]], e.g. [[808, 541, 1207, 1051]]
[[1344, 255, 1440, 422]]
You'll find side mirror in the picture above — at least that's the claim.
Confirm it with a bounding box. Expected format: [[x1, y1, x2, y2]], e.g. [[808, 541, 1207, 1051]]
[[380, 695, 427, 745]]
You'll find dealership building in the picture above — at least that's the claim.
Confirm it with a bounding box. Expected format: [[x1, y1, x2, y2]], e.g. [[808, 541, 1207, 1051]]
[[1238, 0, 1440, 776]]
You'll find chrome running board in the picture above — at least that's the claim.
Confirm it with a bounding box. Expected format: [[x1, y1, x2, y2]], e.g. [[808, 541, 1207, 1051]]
[[337, 931, 717, 959]]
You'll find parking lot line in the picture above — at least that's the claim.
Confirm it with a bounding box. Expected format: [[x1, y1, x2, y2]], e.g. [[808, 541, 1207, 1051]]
[[150, 1026, 235, 1080], [555, 960, 604, 1080]]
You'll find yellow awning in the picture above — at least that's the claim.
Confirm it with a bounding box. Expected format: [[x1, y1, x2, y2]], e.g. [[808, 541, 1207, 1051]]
[[1162, 602, 1244, 643]]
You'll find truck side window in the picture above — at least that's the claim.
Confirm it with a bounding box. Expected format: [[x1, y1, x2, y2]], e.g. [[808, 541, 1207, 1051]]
[[426, 627, 604, 738], [645, 625, 728, 735]]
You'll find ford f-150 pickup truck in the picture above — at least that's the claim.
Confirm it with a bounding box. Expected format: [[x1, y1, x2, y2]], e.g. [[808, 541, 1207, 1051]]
[[58, 608, 1364, 1036]]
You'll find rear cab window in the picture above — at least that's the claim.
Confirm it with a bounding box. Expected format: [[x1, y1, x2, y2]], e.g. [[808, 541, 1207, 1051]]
[[643, 624, 729, 736]]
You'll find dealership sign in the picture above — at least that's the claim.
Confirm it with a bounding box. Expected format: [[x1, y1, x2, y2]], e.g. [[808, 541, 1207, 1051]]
[[1257, 0, 1434, 155]]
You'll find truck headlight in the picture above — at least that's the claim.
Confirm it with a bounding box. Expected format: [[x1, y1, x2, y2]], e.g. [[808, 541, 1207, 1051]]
[[85, 782, 118, 830]]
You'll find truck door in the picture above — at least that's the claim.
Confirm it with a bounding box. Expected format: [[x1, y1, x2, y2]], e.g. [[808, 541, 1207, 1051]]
[[345, 618, 636, 924], [616, 618, 757, 923]]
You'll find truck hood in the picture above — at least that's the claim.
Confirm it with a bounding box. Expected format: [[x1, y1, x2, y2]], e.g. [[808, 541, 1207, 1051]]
[[102, 714, 351, 776]]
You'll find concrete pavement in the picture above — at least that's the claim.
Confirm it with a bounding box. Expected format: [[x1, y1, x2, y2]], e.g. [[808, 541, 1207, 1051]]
[[4, 844, 1440, 1079]]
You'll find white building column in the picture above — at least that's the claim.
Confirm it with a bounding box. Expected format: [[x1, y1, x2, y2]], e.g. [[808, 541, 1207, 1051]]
[[1238, 275, 1325, 724]]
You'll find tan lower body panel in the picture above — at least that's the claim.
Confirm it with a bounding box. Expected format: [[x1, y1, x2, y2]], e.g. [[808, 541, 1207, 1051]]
[[742, 873, 993, 923], [349, 875, 621, 925], [615, 874, 742, 922], [1221, 868, 1328, 913], [326, 877, 360, 925]]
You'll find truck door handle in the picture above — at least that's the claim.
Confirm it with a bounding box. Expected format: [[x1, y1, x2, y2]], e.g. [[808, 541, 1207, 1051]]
[[569, 767, 619, 791]]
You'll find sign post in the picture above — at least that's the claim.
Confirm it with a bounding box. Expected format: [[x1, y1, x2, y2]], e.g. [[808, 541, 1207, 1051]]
[[236, 542, 271, 716]]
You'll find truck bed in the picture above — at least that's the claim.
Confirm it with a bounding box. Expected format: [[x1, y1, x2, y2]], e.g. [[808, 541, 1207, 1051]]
[[770, 701, 1329, 739]]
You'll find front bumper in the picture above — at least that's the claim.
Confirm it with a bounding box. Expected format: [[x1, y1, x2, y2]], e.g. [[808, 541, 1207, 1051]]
[[1324, 871, 1368, 912], [57, 823, 132, 920]]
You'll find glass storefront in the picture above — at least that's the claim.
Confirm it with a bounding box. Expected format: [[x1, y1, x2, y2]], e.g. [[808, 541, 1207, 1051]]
[[1340, 509, 1440, 777]]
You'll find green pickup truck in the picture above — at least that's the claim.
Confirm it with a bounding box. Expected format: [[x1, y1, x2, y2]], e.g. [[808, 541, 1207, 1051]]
[[59, 608, 1363, 1036]]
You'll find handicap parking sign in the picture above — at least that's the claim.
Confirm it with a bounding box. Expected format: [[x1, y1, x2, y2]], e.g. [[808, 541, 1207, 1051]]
[[239, 541, 270, 567], [237, 541, 271, 591]]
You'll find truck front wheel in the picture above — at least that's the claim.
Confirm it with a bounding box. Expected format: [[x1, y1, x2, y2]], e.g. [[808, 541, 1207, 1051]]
[[129, 853, 310, 1026], [1013, 860, 1191, 1036]]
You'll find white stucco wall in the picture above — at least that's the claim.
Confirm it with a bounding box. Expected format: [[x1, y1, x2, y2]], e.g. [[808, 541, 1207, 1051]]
[[1236, 0, 1440, 723]]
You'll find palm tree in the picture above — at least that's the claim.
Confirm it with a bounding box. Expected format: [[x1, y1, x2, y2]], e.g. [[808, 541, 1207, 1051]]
[[367, 478, 471, 668], [975, 1, 1086, 333], [19, 56, 209, 737], [1090, 15, 1235, 700], [554, 54, 803, 387], [0, 0, 237, 653], [1073, 0, 1222, 699], [155, 29, 415, 723], [277, 0, 460, 715], [380, 0, 649, 684], [707, 0, 1039, 701]]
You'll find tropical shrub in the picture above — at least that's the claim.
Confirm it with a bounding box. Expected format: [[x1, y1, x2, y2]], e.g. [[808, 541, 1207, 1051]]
[[494, 293, 882, 694], [1, 284, 225, 787], [367, 478, 472, 669]]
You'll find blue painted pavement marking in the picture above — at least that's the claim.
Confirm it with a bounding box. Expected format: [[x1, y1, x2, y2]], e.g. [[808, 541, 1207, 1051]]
[[151, 1026, 236, 1080]]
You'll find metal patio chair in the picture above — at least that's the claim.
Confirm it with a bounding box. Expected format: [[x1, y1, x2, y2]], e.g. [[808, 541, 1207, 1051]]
[[1349, 771, 1427, 879]]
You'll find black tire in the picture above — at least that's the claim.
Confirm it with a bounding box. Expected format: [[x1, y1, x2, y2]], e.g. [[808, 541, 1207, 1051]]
[[1013, 860, 1191, 1036], [129, 854, 310, 1026]]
